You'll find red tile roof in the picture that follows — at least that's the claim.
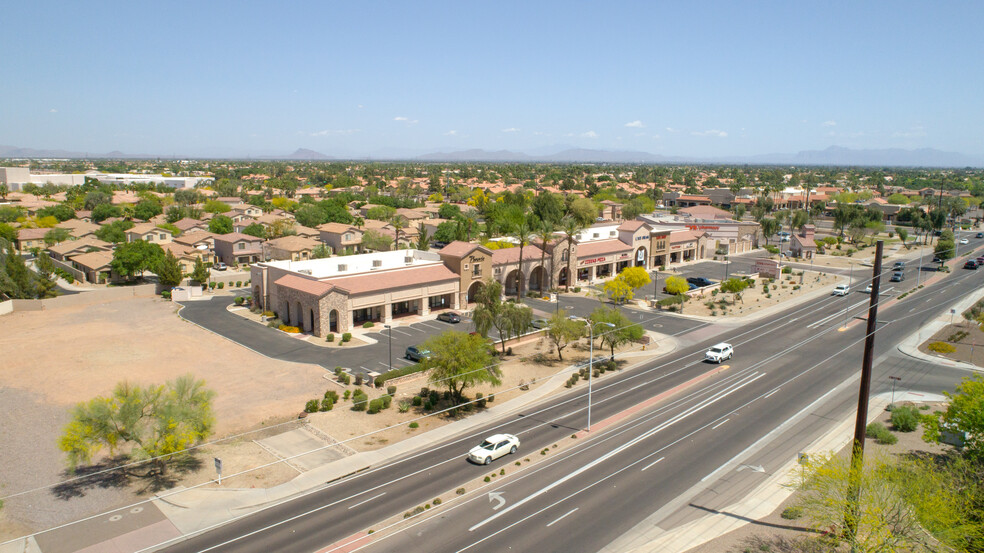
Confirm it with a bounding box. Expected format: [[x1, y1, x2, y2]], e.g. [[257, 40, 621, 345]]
[[326, 264, 459, 295], [616, 220, 646, 232], [274, 274, 335, 297], [491, 245, 544, 265], [575, 239, 632, 258], [669, 230, 705, 243], [438, 241, 482, 257]]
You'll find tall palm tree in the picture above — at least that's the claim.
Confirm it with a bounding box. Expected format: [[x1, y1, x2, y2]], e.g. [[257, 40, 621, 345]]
[[559, 216, 587, 292], [535, 219, 556, 291], [391, 215, 408, 250], [510, 215, 536, 302]]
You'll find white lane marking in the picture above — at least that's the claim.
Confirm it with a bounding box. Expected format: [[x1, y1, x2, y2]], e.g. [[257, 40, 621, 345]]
[[807, 300, 867, 328], [391, 328, 413, 337], [416, 322, 441, 331], [378, 361, 392, 368], [763, 388, 780, 399], [711, 418, 729, 430], [347, 492, 385, 510], [546, 508, 578, 527], [395, 358, 413, 365], [640, 457, 664, 472], [467, 371, 765, 533]]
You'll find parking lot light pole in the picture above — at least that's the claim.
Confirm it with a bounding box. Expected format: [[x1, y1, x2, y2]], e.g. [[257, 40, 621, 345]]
[[587, 321, 616, 432], [384, 324, 392, 371]]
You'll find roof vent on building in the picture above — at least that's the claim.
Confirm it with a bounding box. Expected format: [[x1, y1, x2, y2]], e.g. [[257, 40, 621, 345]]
[[404, 256, 414, 264], [337, 264, 347, 271], [373, 259, 382, 267], [297, 269, 312, 275]]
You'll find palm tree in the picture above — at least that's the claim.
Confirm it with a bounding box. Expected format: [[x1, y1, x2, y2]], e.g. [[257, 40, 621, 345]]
[[510, 215, 536, 302], [353, 216, 364, 230], [391, 215, 408, 249], [415, 222, 431, 250], [559, 216, 587, 292], [535, 219, 556, 291]]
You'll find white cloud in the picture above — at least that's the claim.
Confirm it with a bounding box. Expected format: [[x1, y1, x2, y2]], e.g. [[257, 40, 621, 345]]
[[357, 104, 364, 109], [665, 127, 678, 133], [501, 127, 520, 133], [624, 120, 644, 128], [691, 129, 728, 138], [580, 130, 599, 138], [822, 120, 837, 127], [444, 130, 458, 136], [311, 129, 360, 136], [394, 116, 418, 124], [49, 108, 57, 113]]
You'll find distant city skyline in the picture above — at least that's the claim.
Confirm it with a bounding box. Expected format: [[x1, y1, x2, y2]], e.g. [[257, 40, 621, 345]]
[[2, 1, 982, 159]]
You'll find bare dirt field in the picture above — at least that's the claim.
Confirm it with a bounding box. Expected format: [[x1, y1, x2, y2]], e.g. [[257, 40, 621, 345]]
[[689, 401, 951, 553], [0, 296, 327, 537], [674, 271, 839, 319]]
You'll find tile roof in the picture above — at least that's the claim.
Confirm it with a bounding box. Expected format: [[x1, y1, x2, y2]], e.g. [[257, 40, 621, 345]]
[[575, 239, 632, 257], [17, 227, 49, 240], [173, 231, 217, 246], [47, 236, 111, 255], [69, 250, 114, 270], [173, 218, 206, 231], [678, 205, 733, 220], [669, 230, 705, 243], [438, 241, 482, 257], [213, 232, 263, 244], [325, 264, 459, 295], [616, 220, 646, 232], [265, 235, 321, 251], [491, 245, 544, 265], [274, 274, 336, 297], [318, 222, 360, 234]]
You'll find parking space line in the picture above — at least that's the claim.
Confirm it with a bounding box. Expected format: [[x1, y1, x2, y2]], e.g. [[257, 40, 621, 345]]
[[395, 358, 413, 365], [415, 322, 441, 331], [390, 328, 413, 337]]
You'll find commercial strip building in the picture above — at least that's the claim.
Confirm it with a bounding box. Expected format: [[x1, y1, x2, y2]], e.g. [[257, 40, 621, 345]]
[[0, 167, 210, 191], [640, 212, 759, 256], [250, 217, 748, 337]]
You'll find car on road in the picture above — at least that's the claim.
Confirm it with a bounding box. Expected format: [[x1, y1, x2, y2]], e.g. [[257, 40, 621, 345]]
[[436, 311, 461, 323], [468, 433, 520, 465], [964, 260, 979, 270], [832, 284, 851, 296], [864, 283, 873, 294], [977, 232, 984, 239], [892, 261, 905, 270], [405, 346, 431, 362], [959, 238, 969, 245], [890, 271, 905, 282], [704, 342, 733, 363], [977, 256, 984, 265], [531, 318, 549, 329], [686, 277, 716, 288], [778, 231, 791, 242], [213, 262, 228, 271]]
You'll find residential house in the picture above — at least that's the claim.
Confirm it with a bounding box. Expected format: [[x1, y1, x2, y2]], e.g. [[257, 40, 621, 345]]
[[172, 217, 208, 234], [47, 236, 112, 262], [318, 223, 364, 254], [599, 200, 624, 221], [56, 219, 101, 239], [228, 204, 263, 221], [69, 250, 118, 284], [213, 232, 264, 266], [15, 227, 48, 252], [293, 224, 321, 239], [125, 223, 174, 244], [173, 231, 217, 264], [160, 243, 206, 274], [264, 235, 323, 262], [75, 210, 93, 223], [789, 225, 818, 259]]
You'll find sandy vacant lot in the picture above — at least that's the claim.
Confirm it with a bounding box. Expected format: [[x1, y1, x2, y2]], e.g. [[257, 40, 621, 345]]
[[0, 296, 327, 535]]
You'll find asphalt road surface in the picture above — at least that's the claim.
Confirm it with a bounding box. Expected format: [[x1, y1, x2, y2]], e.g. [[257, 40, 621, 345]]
[[154, 242, 984, 553]]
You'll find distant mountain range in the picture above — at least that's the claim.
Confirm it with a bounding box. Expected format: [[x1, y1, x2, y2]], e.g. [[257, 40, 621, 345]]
[[1, 143, 980, 168]]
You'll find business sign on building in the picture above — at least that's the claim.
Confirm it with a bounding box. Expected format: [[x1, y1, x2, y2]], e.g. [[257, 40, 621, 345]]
[[579, 256, 609, 267]]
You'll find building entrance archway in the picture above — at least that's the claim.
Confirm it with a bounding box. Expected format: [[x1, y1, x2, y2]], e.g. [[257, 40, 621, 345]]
[[635, 247, 648, 267], [467, 280, 484, 303], [528, 266, 546, 291], [329, 309, 338, 333], [504, 270, 521, 296]]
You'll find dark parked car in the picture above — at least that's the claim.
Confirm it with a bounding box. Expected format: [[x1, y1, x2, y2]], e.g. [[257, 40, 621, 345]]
[[964, 260, 979, 270], [436, 311, 461, 323], [890, 271, 905, 282], [977, 232, 984, 239], [686, 277, 716, 288], [405, 346, 431, 362]]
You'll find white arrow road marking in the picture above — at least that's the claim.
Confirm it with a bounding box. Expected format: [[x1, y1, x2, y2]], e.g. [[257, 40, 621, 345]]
[[488, 492, 506, 511]]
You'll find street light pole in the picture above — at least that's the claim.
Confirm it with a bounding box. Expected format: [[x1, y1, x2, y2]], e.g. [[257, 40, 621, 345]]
[[586, 321, 615, 432], [384, 324, 392, 371]]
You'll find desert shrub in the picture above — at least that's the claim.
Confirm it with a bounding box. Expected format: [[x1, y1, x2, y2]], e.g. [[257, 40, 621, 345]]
[[865, 422, 886, 438], [217, 282, 224, 289], [381, 395, 392, 409], [374, 363, 428, 387], [279, 324, 301, 333], [782, 266, 792, 274], [409, 421, 419, 429], [234, 296, 244, 305], [343, 389, 351, 400], [323, 390, 339, 402], [433, 497, 441, 505], [456, 488, 465, 495], [341, 332, 352, 343], [423, 401, 433, 410], [507, 347, 512, 356], [351, 390, 368, 411], [928, 341, 956, 354], [412, 395, 422, 406], [363, 321, 374, 328], [476, 392, 486, 408], [419, 387, 430, 396], [443, 390, 451, 400], [236, 280, 242, 287], [398, 400, 411, 413], [484, 476, 491, 482], [320, 398, 333, 411], [209, 282, 217, 290], [161, 290, 172, 300], [865, 422, 897, 444], [890, 405, 920, 432], [487, 393, 494, 402], [387, 385, 397, 396], [367, 398, 383, 414], [781, 506, 803, 520], [326, 333, 334, 342], [304, 399, 320, 413]]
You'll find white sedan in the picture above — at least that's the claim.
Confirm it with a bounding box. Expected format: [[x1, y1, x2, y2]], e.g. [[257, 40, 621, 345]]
[[864, 284, 873, 294], [468, 433, 520, 465], [959, 238, 969, 245]]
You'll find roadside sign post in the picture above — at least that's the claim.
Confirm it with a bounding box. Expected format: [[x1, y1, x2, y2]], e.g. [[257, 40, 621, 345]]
[[889, 376, 901, 407], [214, 457, 222, 485], [950, 308, 956, 326]]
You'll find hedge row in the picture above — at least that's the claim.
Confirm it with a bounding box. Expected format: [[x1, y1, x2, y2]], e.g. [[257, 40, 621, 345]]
[[374, 363, 428, 387]]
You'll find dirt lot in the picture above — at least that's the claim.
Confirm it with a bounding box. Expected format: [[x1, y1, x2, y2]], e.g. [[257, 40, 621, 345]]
[[0, 296, 326, 537], [690, 401, 951, 553], [918, 321, 984, 368], [671, 271, 839, 318]]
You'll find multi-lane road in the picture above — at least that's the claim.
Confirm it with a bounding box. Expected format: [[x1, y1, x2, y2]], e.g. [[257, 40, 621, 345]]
[[157, 240, 983, 553]]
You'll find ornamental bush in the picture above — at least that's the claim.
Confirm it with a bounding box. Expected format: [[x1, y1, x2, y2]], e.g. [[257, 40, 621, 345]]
[[363, 321, 374, 328], [304, 399, 320, 413], [351, 390, 368, 411], [323, 390, 339, 402], [342, 332, 352, 343], [928, 341, 956, 354], [890, 405, 920, 432], [320, 398, 333, 411], [217, 282, 224, 289], [326, 333, 334, 342], [367, 398, 384, 414], [278, 324, 301, 333]]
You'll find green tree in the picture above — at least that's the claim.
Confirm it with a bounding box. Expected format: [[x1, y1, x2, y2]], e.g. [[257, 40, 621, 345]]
[[95, 220, 134, 243], [208, 215, 233, 235], [91, 203, 122, 223], [759, 217, 780, 245], [619, 266, 651, 290], [934, 229, 955, 261], [896, 228, 909, 249], [590, 307, 643, 359], [422, 331, 501, 407], [83, 190, 112, 210], [203, 200, 231, 214], [603, 276, 634, 304], [546, 309, 584, 361], [37, 204, 76, 222], [507, 211, 536, 301], [433, 220, 459, 243], [391, 215, 409, 249], [111, 240, 164, 281], [0, 223, 15, 244], [535, 219, 556, 290], [415, 222, 431, 250], [241, 223, 267, 239], [438, 203, 461, 219], [294, 204, 327, 228], [59, 375, 215, 475], [311, 244, 331, 259], [33, 251, 59, 299], [361, 229, 393, 251], [155, 250, 184, 288], [366, 205, 397, 221], [43, 227, 71, 247], [568, 197, 599, 226], [133, 200, 163, 221], [886, 193, 910, 205], [190, 256, 209, 287], [923, 373, 984, 461], [472, 278, 530, 353], [720, 277, 750, 304], [664, 275, 689, 295]]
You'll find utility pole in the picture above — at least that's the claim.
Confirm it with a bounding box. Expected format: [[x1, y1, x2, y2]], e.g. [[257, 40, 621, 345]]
[[844, 240, 883, 546]]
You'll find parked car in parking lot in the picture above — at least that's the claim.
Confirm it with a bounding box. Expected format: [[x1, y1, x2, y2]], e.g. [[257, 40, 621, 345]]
[[468, 434, 520, 465], [436, 311, 461, 323], [686, 277, 716, 288], [832, 284, 850, 296], [964, 260, 979, 270], [704, 342, 733, 363], [405, 346, 431, 362]]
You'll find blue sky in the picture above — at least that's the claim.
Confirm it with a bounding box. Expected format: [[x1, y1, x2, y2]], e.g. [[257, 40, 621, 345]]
[[2, 1, 982, 158]]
